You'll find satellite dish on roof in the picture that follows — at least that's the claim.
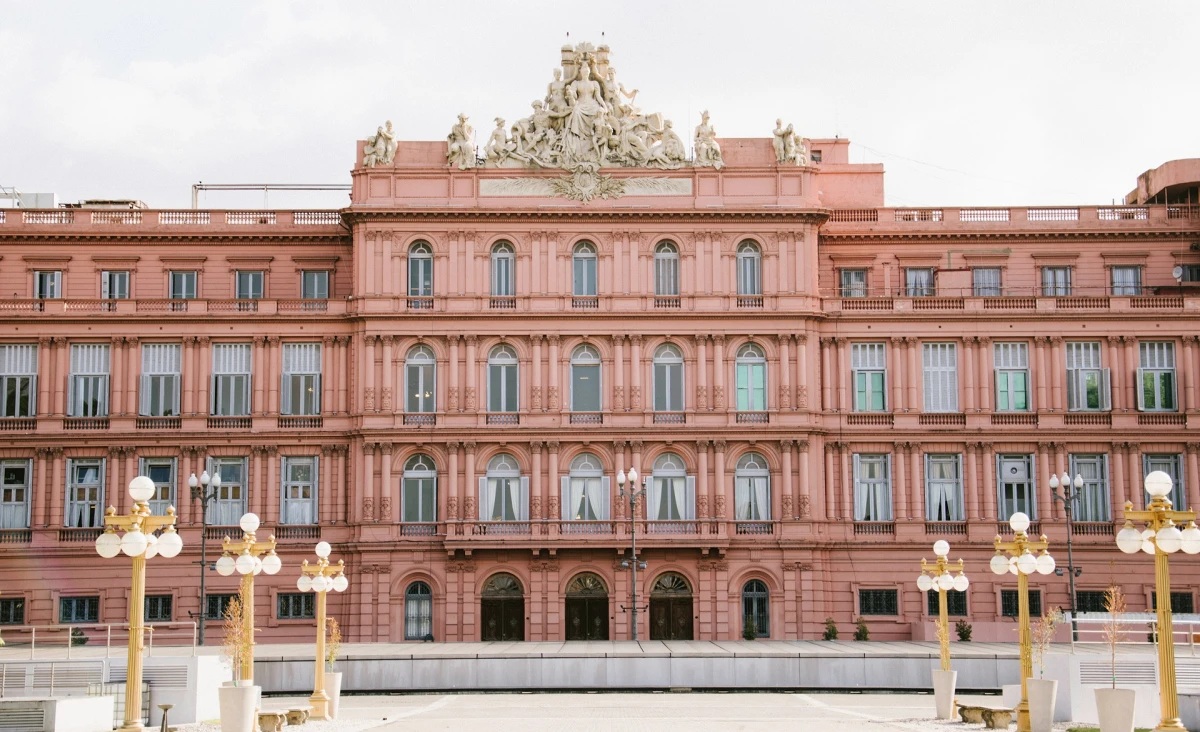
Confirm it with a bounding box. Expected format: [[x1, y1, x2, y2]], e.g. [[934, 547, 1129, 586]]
[[1173, 265, 1184, 280]]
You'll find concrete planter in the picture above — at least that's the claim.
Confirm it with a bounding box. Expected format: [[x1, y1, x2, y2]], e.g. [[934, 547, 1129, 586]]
[[1027, 678, 1058, 732], [218, 684, 261, 732], [327, 672, 343, 719], [1094, 688, 1136, 732], [931, 669, 957, 720]]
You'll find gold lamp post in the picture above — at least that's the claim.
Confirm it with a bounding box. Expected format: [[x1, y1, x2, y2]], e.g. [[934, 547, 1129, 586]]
[[990, 511, 1056, 732], [296, 541, 348, 720], [214, 513, 281, 683], [917, 540, 969, 720], [94, 476, 184, 732], [1115, 470, 1200, 732]]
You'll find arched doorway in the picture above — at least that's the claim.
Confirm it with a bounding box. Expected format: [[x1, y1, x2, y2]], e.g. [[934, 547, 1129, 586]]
[[480, 573, 524, 641], [649, 572, 693, 640], [565, 573, 609, 640], [741, 579, 769, 638]]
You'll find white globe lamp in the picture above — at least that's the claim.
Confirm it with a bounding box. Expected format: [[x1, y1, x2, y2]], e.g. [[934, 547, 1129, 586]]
[[120, 529, 148, 557], [315, 541, 331, 559], [261, 553, 282, 575], [952, 574, 969, 593], [128, 476, 156, 504], [156, 530, 183, 559], [1035, 552, 1056, 575], [235, 552, 256, 575], [239, 513, 261, 535], [1017, 552, 1037, 575], [990, 554, 1009, 575], [95, 531, 121, 558], [1145, 471, 1174, 499], [215, 554, 236, 576], [932, 540, 950, 557], [296, 575, 312, 593], [1157, 523, 1183, 554], [917, 574, 933, 592], [1180, 522, 1200, 555], [937, 573, 955, 591], [1008, 512, 1031, 534], [332, 574, 349, 592], [1116, 523, 1144, 554]]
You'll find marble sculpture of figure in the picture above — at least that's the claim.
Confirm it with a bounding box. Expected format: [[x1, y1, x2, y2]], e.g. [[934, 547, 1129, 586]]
[[446, 113, 477, 169], [562, 63, 609, 165], [485, 118, 516, 167], [694, 110, 724, 170], [363, 120, 397, 167], [772, 119, 808, 166], [772, 119, 789, 164], [646, 120, 686, 169]]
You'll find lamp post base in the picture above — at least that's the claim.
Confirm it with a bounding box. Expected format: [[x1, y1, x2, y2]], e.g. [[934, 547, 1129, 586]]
[[308, 690, 331, 721], [1153, 719, 1186, 731], [1015, 700, 1030, 732], [117, 723, 144, 732]]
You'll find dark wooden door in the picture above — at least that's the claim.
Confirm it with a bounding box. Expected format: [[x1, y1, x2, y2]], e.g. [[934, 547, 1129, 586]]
[[565, 597, 609, 640], [649, 597, 694, 640], [480, 597, 524, 641]]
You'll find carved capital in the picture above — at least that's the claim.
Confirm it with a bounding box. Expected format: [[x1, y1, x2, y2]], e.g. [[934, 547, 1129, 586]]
[[1049, 336, 1063, 346], [547, 441, 560, 453], [629, 334, 643, 346], [380, 442, 393, 455], [696, 439, 711, 451], [531, 440, 544, 454], [713, 439, 727, 453], [381, 334, 396, 346], [780, 439, 794, 453], [794, 334, 808, 344], [1186, 443, 1200, 454], [630, 440, 643, 452], [464, 334, 478, 346], [266, 335, 281, 346], [796, 439, 810, 453], [463, 441, 477, 452], [712, 335, 726, 347], [547, 334, 561, 346], [363, 442, 376, 456]]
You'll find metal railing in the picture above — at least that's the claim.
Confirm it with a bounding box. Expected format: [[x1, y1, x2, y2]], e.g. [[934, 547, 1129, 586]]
[[1069, 613, 1200, 656], [0, 621, 198, 660]]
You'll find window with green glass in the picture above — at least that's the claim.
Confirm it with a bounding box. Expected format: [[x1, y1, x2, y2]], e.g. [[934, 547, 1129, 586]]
[[994, 343, 1029, 411], [851, 342, 887, 412], [735, 344, 766, 411]]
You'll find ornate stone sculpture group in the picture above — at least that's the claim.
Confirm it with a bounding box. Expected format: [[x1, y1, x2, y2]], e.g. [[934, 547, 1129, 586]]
[[772, 118, 808, 166], [362, 120, 397, 168]]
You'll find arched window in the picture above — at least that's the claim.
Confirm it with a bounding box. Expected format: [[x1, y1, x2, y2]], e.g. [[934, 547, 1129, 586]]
[[563, 452, 609, 521], [570, 344, 601, 413], [491, 242, 515, 297], [742, 579, 769, 638], [654, 242, 679, 297], [737, 241, 762, 296], [566, 572, 608, 596], [648, 452, 694, 522], [735, 343, 767, 412], [402, 454, 437, 523], [572, 242, 597, 297], [405, 345, 436, 414], [487, 345, 518, 413], [404, 581, 433, 640], [651, 572, 692, 596], [482, 572, 523, 596], [482, 453, 526, 521], [734, 452, 771, 521], [408, 242, 433, 297], [652, 344, 684, 412]]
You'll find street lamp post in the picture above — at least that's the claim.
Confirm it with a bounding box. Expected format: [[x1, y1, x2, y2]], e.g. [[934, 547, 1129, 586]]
[[214, 513, 281, 683], [616, 467, 647, 641], [1049, 471, 1083, 641], [95, 477, 184, 732], [990, 512, 1056, 732], [296, 541, 348, 720], [1115, 471, 1200, 731], [187, 470, 222, 646]]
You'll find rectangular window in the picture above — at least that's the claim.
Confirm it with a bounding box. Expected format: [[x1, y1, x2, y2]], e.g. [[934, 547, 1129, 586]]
[[235, 270, 263, 300], [1069, 454, 1110, 522], [101, 271, 129, 300], [140, 344, 181, 417], [1182, 264, 1200, 283], [840, 269, 867, 298], [563, 475, 610, 521], [851, 343, 887, 412], [0, 460, 31, 529], [205, 594, 235, 620], [926, 589, 968, 617], [0, 597, 25, 625], [487, 362, 518, 413], [647, 473, 695, 521], [925, 454, 964, 521], [735, 360, 765, 412], [572, 254, 597, 296], [59, 596, 99, 624], [406, 353, 435, 413], [653, 361, 684, 412], [853, 454, 892, 522], [144, 595, 172, 622], [1066, 342, 1110, 411], [997, 454, 1036, 520], [480, 475, 529, 522], [212, 344, 251, 416], [301, 271, 329, 300], [922, 343, 958, 413], [277, 593, 316, 619], [1111, 266, 1142, 296], [734, 473, 770, 521], [1041, 266, 1072, 296], [68, 344, 110, 417], [141, 458, 176, 517], [0, 344, 38, 418], [1001, 589, 1042, 618], [1138, 342, 1177, 412], [858, 589, 898, 616], [905, 268, 934, 297], [281, 343, 321, 416], [654, 250, 679, 296], [34, 271, 61, 299], [66, 458, 104, 528], [1144, 454, 1185, 511], [572, 362, 601, 412], [169, 271, 197, 300], [1075, 591, 1109, 614], [403, 470, 436, 523], [281, 456, 318, 525], [1151, 592, 1195, 614], [993, 343, 1030, 412], [208, 457, 247, 526], [973, 267, 1002, 297], [491, 254, 514, 297]]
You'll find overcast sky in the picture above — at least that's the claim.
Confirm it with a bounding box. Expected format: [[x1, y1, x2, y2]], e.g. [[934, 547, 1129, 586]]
[[2, 1, 1197, 209]]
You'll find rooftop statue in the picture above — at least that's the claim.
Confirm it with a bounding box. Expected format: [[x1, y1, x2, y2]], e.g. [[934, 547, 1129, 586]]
[[773, 118, 808, 166], [362, 120, 397, 168], [694, 110, 724, 170], [446, 113, 477, 170]]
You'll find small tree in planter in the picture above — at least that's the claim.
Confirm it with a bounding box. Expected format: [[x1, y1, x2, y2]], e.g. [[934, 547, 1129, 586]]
[[1094, 585, 1135, 732], [1031, 607, 1064, 678], [221, 592, 251, 686], [822, 617, 838, 640], [217, 581, 259, 732], [854, 617, 869, 641], [324, 617, 345, 719], [742, 616, 758, 641], [954, 619, 972, 642]]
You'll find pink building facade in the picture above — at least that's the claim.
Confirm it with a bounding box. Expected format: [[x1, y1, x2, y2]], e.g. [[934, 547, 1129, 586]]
[[1, 132, 1199, 644]]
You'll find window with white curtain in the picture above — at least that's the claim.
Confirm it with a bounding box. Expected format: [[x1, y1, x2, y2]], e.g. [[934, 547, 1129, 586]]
[[281, 456, 317, 525], [0, 344, 37, 418], [480, 453, 527, 521], [140, 344, 181, 417], [573, 242, 598, 297], [735, 343, 766, 412], [570, 345, 601, 412], [490, 242, 515, 297], [997, 454, 1036, 520], [653, 344, 684, 412], [101, 271, 129, 300], [137, 458, 176, 516], [208, 457, 247, 525], [925, 454, 963, 521], [993, 342, 1030, 412], [0, 460, 31, 529], [1069, 454, 1110, 522], [922, 343, 958, 413], [1041, 267, 1071, 296], [1110, 266, 1142, 296], [905, 268, 934, 297], [66, 458, 104, 528], [562, 452, 609, 521], [68, 344, 110, 417], [654, 242, 679, 296], [853, 454, 892, 521], [405, 346, 436, 413], [402, 454, 436, 523], [1066, 341, 1110, 411], [281, 343, 321, 416], [972, 267, 1002, 297], [1144, 454, 1185, 510], [408, 242, 433, 297], [647, 452, 695, 521], [735, 452, 771, 521], [211, 344, 251, 416], [851, 342, 887, 412], [840, 269, 867, 297], [34, 271, 61, 299], [487, 345, 519, 413], [1138, 342, 1177, 412], [737, 241, 762, 296]]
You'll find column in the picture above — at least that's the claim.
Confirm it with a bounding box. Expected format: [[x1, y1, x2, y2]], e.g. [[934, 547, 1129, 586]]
[[836, 339, 849, 412], [380, 443, 393, 522], [612, 441, 625, 519], [338, 337, 349, 414], [713, 440, 727, 519], [50, 449, 63, 528], [465, 336, 478, 412], [906, 338, 920, 412], [446, 441, 459, 521], [893, 444, 907, 522], [532, 336, 543, 411], [252, 337, 266, 415], [613, 336, 625, 411], [1112, 443, 1127, 516], [963, 337, 976, 412], [781, 440, 794, 519], [321, 337, 334, 414], [795, 335, 809, 411], [35, 338, 50, 417], [1187, 444, 1200, 517], [1050, 337, 1064, 411], [267, 336, 280, 414], [839, 444, 852, 521], [362, 443, 375, 521], [531, 442, 543, 520], [798, 441, 811, 519], [982, 442, 996, 521], [335, 446, 347, 525], [697, 441, 710, 519], [978, 337, 992, 412], [364, 335, 376, 412], [695, 336, 708, 411], [181, 338, 194, 415], [464, 442, 477, 520], [824, 443, 837, 520], [381, 336, 395, 413], [630, 336, 643, 411], [449, 336, 461, 412], [320, 446, 333, 524], [908, 442, 922, 520], [1183, 337, 1197, 412], [888, 337, 903, 412], [126, 337, 138, 416], [548, 335, 561, 412], [108, 448, 123, 514], [1127, 442, 1142, 509], [1106, 337, 1124, 411], [54, 338, 67, 416], [110, 338, 124, 416], [712, 335, 725, 411], [547, 442, 560, 521], [778, 336, 791, 411], [820, 339, 833, 411], [1034, 337, 1048, 411], [198, 338, 212, 417], [266, 448, 279, 524], [1124, 338, 1138, 413], [965, 443, 979, 521], [1036, 442, 1051, 521], [630, 441, 643, 517], [33, 449, 48, 528]]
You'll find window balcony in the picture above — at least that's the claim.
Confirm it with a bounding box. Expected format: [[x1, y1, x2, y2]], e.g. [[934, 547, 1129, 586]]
[[63, 417, 109, 430], [996, 521, 1041, 537], [208, 299, 259, 313], [472, 521, 531, 536], [853, 522, 895, 536], [991, 413, 1038, 426], [735, 412, 768, 424], [1072, 522, 1114, 536], [58, 528, 102, 542], [486, 413, 519, 426], [278, 416, 323, 429], [400, 523, 439, 537], [918, 413, 966, 426], [204, 526, 239, 540], [274, 525, 321, 540], [736, 296, 763, 308], [136, 417, 181, 430], [1138, 413, 1186, 426], [0, 529, 32, 543], [846, 413, 893, 426], [652, 412, 685, 425], [569, 412, 602, 425], [489, 297, 516, 310], [278, 299, 328, 313], [208, 416, 251, 429], [734, 521, 774, 535], [646, 520, 699, 535], [1064, 413, 1112, 426], [571, 297, 599, 309], [559, 521, 615, 536], [654, 297, 681, 309], [924, 522, 967, 535], [407, 297, 434, 311], [227, 211, 277, 225], [404, 413, 436, 426], [0, 418, 36, 431]]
